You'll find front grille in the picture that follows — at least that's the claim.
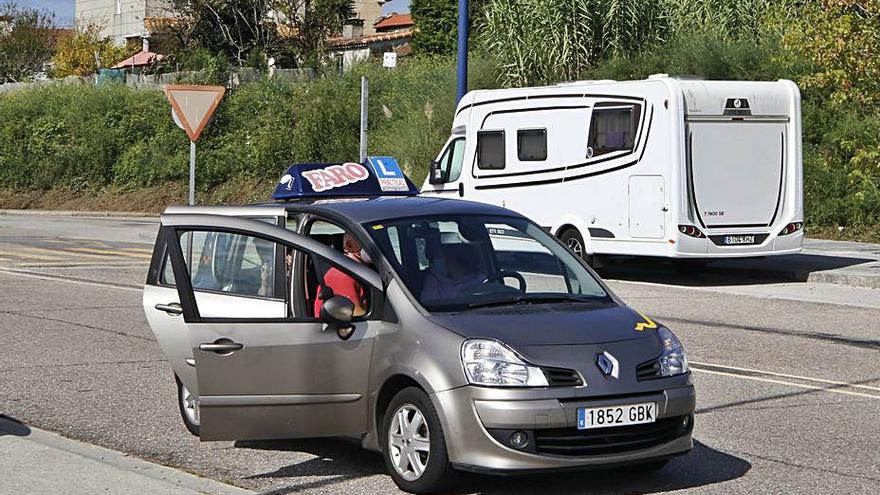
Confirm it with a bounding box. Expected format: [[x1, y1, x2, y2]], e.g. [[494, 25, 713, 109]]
[[542, 366, 583, 387], [636, 359, 661, 380], [533, 415, 691, 457]]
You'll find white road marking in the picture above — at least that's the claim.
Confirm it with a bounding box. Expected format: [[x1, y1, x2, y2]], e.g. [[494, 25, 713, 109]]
[[690, 367, 880, 400], [690, 361, 880, 392], [0, 269, 142, 292], [608, 278, 880, 311]]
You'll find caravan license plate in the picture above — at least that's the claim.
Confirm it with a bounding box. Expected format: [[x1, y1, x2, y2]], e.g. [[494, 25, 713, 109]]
[[723, 235, 755, 245], [577, 403, 656, 430]]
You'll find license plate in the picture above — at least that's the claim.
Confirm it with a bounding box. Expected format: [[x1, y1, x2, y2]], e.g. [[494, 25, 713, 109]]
[[577, 402, 656, 430], [723, 234, 755, 245]]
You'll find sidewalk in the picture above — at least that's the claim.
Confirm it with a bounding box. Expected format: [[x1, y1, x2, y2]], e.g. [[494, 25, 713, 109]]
[[709, 238, 880, 289], [0, 416, 252, 495]]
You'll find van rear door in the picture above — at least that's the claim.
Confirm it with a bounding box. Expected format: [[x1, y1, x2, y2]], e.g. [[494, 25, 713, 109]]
[[688, 121, 785, 229]]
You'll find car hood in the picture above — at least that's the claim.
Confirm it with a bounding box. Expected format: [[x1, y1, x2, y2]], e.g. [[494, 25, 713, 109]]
[[427, 302, 659, 347]]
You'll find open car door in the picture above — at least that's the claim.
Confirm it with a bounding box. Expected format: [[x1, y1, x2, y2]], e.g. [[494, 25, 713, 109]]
[[143, 205, 288, 407], [160, 213, 383, 441]]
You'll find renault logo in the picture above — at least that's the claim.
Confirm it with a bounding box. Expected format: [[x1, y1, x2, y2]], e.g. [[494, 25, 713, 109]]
[[597, 351, 619, 379]]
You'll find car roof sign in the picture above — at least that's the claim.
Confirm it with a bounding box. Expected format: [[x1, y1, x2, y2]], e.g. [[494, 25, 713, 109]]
[[272, 157, 419, 200]]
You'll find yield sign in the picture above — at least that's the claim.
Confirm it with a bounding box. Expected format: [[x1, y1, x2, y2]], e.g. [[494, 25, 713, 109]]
[[163, 85, 225, 142]]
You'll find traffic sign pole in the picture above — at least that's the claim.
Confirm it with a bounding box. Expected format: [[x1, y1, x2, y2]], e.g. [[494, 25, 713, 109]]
[[189, 141, 196, 205]]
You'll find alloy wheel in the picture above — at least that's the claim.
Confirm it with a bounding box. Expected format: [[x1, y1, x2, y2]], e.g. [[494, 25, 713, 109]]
[[387, 403, 430, 481], [567, 237, 584, 257]]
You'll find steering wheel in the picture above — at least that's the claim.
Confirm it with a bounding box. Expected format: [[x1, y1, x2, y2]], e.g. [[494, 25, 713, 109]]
[[483, 270, 527, 292]]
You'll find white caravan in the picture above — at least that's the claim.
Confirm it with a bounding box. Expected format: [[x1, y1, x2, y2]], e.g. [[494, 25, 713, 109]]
[[421, 76, 804, 262]]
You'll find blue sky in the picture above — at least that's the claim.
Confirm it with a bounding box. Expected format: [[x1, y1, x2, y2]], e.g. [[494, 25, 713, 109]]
[[17, 0, 410, 28], [18, 1, 74, 26]]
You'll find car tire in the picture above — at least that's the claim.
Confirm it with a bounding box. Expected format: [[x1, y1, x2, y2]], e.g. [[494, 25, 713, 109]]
[[559, 228, 594, 267], [381, 387, 455, 494], [175, 374, 200, 437]]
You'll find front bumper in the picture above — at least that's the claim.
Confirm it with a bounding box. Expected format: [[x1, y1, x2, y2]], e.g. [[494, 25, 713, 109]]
[[433, 383, 695, 472]]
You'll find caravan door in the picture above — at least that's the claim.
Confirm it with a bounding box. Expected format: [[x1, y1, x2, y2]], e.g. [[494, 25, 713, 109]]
[[688, 122, 786, 228], [629, 175, 665, 238]]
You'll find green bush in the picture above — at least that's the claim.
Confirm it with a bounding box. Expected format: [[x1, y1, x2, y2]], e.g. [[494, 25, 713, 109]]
[[0, 83, 187, 191], [0, 56, 495, 195]]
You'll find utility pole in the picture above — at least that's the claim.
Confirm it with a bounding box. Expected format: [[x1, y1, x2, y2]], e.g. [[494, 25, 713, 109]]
[[359, 76, 368, 162], [456, 0, 469, 104]]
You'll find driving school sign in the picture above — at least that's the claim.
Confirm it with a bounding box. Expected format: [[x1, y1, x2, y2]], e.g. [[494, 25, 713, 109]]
[[272, 158, 419, 200], [301, 163, 370, 192]]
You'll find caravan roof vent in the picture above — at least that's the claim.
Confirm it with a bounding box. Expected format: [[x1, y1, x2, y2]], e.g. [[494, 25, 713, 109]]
[[649, 74, 704, 81]]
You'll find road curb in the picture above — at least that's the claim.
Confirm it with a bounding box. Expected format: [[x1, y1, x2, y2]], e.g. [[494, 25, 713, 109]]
[[0, 416, 253, 494], [0, 209, 157, 218]]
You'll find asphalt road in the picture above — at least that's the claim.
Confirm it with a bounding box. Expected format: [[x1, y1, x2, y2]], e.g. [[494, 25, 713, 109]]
[[1, 214, 878, 494]]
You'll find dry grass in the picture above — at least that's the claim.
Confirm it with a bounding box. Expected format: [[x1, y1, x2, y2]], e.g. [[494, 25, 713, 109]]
[[0, 178, 278, 213]]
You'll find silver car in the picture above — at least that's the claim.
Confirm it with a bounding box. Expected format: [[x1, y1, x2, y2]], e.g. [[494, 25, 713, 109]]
[[143, 197, 695, 494]]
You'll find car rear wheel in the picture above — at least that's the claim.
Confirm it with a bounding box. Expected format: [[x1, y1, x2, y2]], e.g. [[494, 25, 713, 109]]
[[382, 387, 455, 494], [175, 375, 199, 436]]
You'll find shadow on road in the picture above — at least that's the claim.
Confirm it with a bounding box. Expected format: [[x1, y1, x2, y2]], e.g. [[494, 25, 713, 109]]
[[597, 252, 876, 288], [0, 414, 32, 437], [235, 438, 749, 495]]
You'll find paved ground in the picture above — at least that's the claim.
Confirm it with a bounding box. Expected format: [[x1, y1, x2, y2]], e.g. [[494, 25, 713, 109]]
[[0, 417, 250, 495], [1, 213, 878, 494]]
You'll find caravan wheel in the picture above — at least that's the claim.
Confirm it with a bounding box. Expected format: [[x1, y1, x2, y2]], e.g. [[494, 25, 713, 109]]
[[560, 228, 594, 267]]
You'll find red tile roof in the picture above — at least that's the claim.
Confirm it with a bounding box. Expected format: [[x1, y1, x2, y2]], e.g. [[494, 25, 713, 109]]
[[374, 13, 413, 31], [111, 50, 165, 69], [328, 29, 413, 49]]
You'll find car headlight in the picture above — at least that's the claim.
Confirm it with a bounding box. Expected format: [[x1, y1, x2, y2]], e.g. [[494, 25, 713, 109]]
[[658, 326, 688, 376], [461, 339, 549, 387]]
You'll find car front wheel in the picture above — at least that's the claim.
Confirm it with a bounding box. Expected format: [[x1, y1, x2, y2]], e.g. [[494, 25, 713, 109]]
[[382, 387, 455, 494]]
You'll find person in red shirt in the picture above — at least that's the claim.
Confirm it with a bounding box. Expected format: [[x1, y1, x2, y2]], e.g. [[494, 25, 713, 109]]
[[314, 232, 369, 317]]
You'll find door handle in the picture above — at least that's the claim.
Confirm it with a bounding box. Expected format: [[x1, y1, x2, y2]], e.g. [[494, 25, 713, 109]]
[[199, 340, 244, 353], [155, 303, 183, 316]]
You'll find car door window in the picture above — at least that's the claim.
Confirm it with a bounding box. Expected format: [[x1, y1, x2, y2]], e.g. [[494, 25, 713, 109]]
[[180, 231, 278, 298], [304, 220, 372, 318], [436, 137, 466, 183]]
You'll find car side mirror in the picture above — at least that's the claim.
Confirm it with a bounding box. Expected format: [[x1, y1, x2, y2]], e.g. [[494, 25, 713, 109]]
[[428, 160, 448, 184], [320, 295, 356, 340]]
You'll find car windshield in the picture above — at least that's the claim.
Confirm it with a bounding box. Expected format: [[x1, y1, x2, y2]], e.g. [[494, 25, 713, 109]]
[[366, 215, 609, 312]]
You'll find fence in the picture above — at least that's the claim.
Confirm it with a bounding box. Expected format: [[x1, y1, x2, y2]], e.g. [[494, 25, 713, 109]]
[[0, 68, 317, 95], [124, 67, 316, 90]]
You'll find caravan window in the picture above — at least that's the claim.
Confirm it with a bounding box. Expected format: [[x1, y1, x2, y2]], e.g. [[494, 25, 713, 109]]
[[517, 128, 547, 161], [587, 104, 641, 157], [477, 130, 506, 170]]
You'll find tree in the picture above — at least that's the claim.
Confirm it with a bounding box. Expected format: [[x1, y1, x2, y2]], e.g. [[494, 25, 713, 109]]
[[167, 0, 353, 68], [271, 0, 354, 68], [0, 2, 55, 83], [783, 0, 880, 108], [411, 0, 487, 55], [51, 23, 132, 77]]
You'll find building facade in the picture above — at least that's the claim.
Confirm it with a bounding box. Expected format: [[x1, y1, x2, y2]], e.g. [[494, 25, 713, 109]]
[[75, 0, 171, 45]]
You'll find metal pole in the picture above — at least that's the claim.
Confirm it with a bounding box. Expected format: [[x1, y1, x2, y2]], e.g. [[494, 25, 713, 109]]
[[189, 140, 196, 205], [359, 76, 368, 162], [456, 0, 469, 104]]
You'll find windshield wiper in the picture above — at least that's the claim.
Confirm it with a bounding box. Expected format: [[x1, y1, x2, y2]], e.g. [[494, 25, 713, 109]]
[[466, 293, 598, 310]]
